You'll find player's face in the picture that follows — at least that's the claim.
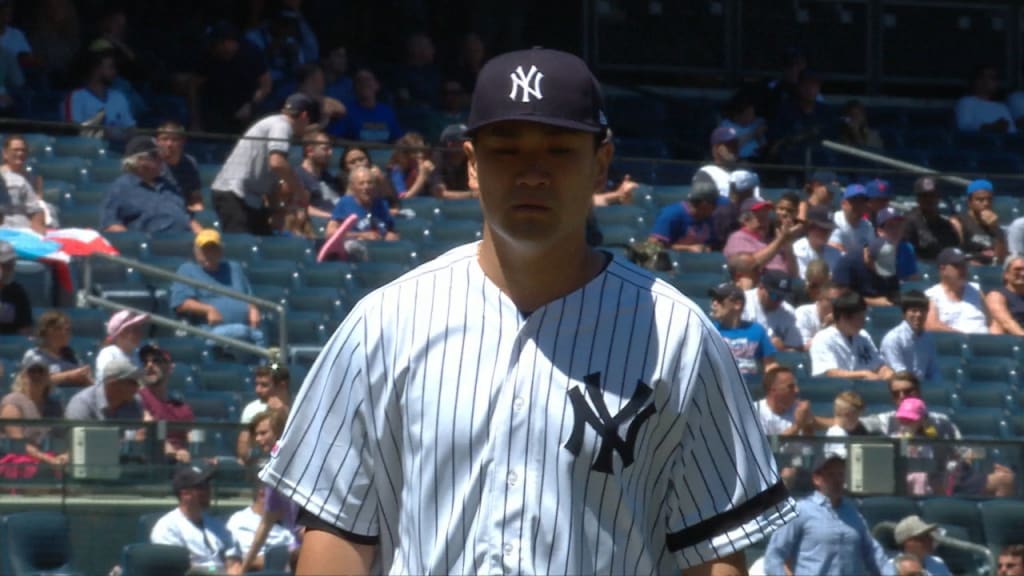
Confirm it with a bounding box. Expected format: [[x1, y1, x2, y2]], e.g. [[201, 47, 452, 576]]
[[467, 121, 610, 250]]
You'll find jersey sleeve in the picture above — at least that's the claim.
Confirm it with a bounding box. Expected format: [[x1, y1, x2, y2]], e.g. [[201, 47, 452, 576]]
[[809, 334, 839, 376], [664, 323, 795, 569], [258, 304, 381, 542], [266, 120, 293, 155]]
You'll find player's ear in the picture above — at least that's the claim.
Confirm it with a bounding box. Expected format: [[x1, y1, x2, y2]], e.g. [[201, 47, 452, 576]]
[[464, 140, 479, 191], [593, 137, 613, 192]]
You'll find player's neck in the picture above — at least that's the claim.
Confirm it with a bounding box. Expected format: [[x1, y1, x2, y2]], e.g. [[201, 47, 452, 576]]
[[478, 232, 605, 314]]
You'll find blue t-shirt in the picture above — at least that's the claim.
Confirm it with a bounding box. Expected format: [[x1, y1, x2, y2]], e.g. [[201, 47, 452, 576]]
[[896, 240, 918, 280], [100, 174, 192, 234], [650, 202, 714, 246], [330, 195, 394, 234], [328, 101, 403, 142], [712, 320, 777, 375], [169, 260, 253, 326]]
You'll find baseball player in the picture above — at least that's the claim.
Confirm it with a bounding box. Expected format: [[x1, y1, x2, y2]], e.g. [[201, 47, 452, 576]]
[[261, 48, 795, 575]]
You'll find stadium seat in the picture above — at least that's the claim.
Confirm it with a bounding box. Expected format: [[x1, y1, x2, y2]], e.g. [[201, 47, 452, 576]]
[[119, 543, 190, 576], [154, 336, 210, 365], [665, 273, 731, 297], [643, 185, 688, 209], [66, 307, 112, 340], [251, 284, 289, 306], [195, 363, 250, 393], [362, 240, 420, 266], [104, 231, 148, 259], [774, 350, 810, 376], [0, 335, 33, 361], [919, 498, 985, 544], [84, 157, 122, 183], [259, 236, 315, 264], [867, 306, 903, 333], [14, 260, 53, 309], [669, 251, 727, 276], [19, 133, 54, 156], [598, 224, 642, 247], [856, 496, 920, 531], [952, 408, 1005, 438], [1002, 414, 1024, 438], [189, 390, 241, 421], [920, 379, 954, 409], [392, 217, 432, 240], [936, 355, 963, 383], [800, 377, 855, 403], [931, 332, 966, 359], [245, 261, 300, 290], [164, 363, 195, 393], [196, 163, 220, 188], [959, 363, 1018, 388], [146, 234, 197, 259], [417, 240, 462, 262], [301, 262, 355, 289], [29, 157, 89, 183], [593, 204, 649, 228], [51, 135, 107, 159], [55, 205, 100, 229], [400, 196, 442, 220], [347, 261, 408, 291], [979, 500, 1024, 553], [264, 544, 290, 572], [427, 219, 482, 244], [965, 333, 1021, 362], [136, 511, 164, 543], [288, 287, 347, 320], [219, 233, 261, 264], [954, 382, 1014, 410], [853, 381, 893, 406], [0, 511, 77, 575], [438, 199, 483, 221]]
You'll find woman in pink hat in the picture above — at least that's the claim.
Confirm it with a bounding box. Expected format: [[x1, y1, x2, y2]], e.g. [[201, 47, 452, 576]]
[[891, 396, 940, 495], [94, 310, 149, 384]]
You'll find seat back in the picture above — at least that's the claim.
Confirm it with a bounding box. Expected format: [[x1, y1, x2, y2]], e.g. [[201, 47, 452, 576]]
[[2, 511, 75, 575], [120, 543, 191, 576], [264, 544, 290, 571]]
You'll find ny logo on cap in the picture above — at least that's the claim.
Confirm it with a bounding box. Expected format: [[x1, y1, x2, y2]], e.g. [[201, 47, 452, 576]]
[[509, 65, 544, 103]]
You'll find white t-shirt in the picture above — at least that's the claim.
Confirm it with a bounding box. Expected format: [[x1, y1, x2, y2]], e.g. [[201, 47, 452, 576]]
[[240, 399, 267, 424], [956, 95, 1016, 133], [754, 398, 795, 436], [792, 237, 842, 278], [226, 505, 296, 559], [823, 425, 850, 459], [211, 114, 294, 208], [809, 326, 884, 376], [829, 211, 874, 255], [794, 303, 824, 348], [150, 508, 239, 571], [62, 87, 136, 127], [94, 345, 136, 385], [742, 288, 804, 349], [924, 282, 988, 334], [697, 164, 731, 197]]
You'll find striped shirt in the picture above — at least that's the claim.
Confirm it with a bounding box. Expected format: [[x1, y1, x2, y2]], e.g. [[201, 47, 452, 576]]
[[260, 242, 795, 575]]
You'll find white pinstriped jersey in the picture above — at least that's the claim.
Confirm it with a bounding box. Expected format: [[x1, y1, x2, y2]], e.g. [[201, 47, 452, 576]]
[[260, 243, 796, 575]]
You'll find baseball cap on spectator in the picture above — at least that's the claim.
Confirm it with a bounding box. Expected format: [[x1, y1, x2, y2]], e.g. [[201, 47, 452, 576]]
[[810, 170, 837, 184], [102, 356, 144, 385], [0, 240, 16, 263], [283, 92, 321, 124], [688, 173, 720, 204], [195, 229, 222, 248], [467, 48, 607, 135], [124, 135, 158, 157], [895, 397, 928, 421], [875, 207, 905, 227], [172, 464, 214, 493], [710, 126, 738, 146], [843, 184, 868, 200], [913, 176, 938, 195], [760, 269, 794, 296], [708, 282, 745, 302], [730, 170, 760, 192], [865, 179, 891, 199], [805, 206, 836, 230], [106, 310, 148, 340], [894, 515, 939, 546], [740, 197, 773, 214], [139, 343, 171, 365], [937, 247, 967, 267], [811, 451, 845, 473], [868, 238, 898, 278], [439, 123, 469, 144], [966, 179, 993, 197]]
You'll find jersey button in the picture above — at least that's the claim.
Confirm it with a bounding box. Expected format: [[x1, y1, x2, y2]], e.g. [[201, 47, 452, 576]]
[[507, 471, 518, 486], [513, 397, 525, 411], [503, 543, 514, 556]]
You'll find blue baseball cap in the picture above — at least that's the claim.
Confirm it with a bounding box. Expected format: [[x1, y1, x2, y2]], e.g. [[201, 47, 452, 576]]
[[843, 184, 868, 200], [865, 179, 891, 199], [966, 179, 993, 197]]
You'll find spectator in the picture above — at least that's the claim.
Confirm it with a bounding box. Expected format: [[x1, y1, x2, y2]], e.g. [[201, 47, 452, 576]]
[[860, 371, 960, 438], [136, 344, 192, 465], [865, 179, 892, 228], [880, 290, 938, 382], [0, 45, 22, 115], [987, 255, 1024, 335], [829, 184, 874, 255], [762, 46, 808, 120], [65, 356, 143, 421], [21, 310, 91, 387], [881, 516, 952, 576], [824, 390, 868, 455], [1007, 214, 1024, 256], [727, 252, 761, 291], [338, 146, 394, 203], [0, 0, 31, 69], [0, 363, 66, 475], [395, 33, 442, 108], [890, 554, 925, 576], [101, 135, 198, 235], [890, 397, 943, 495], [0, 133, 41, 194], [293, 62, 345, 127], [793, 206, 841, 277], [0, 240, 31, 335], [247, 10, 305, 86], [711, 169, 758, 249], [170, 230, 266, 349], [325, 165, 398, 258], [229, 483, 298, 573], [743, 270, 803, 351], [839, 100, 884, 150], [724, 197, 801, 276], [708, 282, 776, 376], [951, 179, 1006, 265], [451, 32, 487, 94], [832, 239, 900, 307], [28, 0, 79, 88], [800, 259, 833, 305], [210, 93, 317, 235], [774, 191, 800, 232], [87, 7, 142, 85], [150, 465, 242, 573], [0, 135, 45, 233], [754, 365, 826, 436], [763, 453, 888, 576], [998, 544, 1024, 576], [904, 176, 959, 261], [330, 69, 402, 143], [63, 50, 134, 137], [957, 64, 1015, 133], [875, 208, 919, 280], [925, 247, 989, 334], [809, 291, 893, 379], [797, 170, 840, 222], [236, 366, 290, 463], [649, 172, 717, 252], [237, 409, 302, 573], [718, 93, 766, 160], [95, 310, 146, 384], [155, 121, 202, 213], [434, 123, 477, 200], [322, 46, 353, 104], [388, 132, 436, 199], [796, 281, 842, 349], [296, 128, 339, 216], [767, 69, 831, 160], [191, 21, 271, 134], [697, 126, 739, 197]]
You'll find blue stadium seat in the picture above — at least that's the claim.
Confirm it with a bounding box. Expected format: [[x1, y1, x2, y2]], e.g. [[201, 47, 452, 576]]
[[425, 219, 481, 244], [598, 224, 642, 247], [119, 543, 190, 576], [774, 350, 810, 376], [153, 336, 210, 365], [194, 363, 250, 393], [417, 241, 463, 262], [920, 379, 955, 410], [931, 333, 966, 359], [196, 163, 220, 188], [0, 511, 77, 575], [919, 498, 985, 544], [856, 497, 920, 531], [51, 135, 107, 159], [164, 363, 195, 393], [20, 133, 54, 156], [252, 284, 289, 307], [192, 209, 219, 230], [65, 307, 111, 340], [13, 260, 53, 309], [362, 240, 420, 266], [970, 266, 1006, 294], [958, 363, 1018, 388], [29, 157, 89, 183], [853, 381, 893, 407], [392, 217, 432, 240], [964, 333, 1020, 361], [593, 205, 649, 229], [952, 408, 1005, 438], [301, 262, 355, 289], [644, 185, 688, 209], [135, 511, 163, 543], [867, 306, 903, 333], [146, 235, 196, 259], [84, 157, 122, 184], [1001, 414, 1024, 438], [979, 500, 1024, 554], [665, 273, 732, 297], [669, 251, 727, 276], [936, 356, 963, 383], [438, 199, 483, 221], [189, 390, 241, 421], [103, 231, 148, 259], [799, 377, 854, 403], [57, 205, 100, 229], [244, 261, 300, 290], [288, 287, 347, 320], [953, 382, 1014, 410], [285, 312, 329, 346], [259, 236, 315, 264], [399, 196, 442, 220], [350, 262, 409, 290]]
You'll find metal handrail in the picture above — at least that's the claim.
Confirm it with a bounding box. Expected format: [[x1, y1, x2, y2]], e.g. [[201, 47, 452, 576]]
[[81, 252, 288, 360], [821, 140, 972, 187]]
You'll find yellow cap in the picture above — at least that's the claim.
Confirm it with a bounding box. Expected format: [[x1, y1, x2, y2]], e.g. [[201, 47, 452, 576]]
[[195, 229, 222, 248]]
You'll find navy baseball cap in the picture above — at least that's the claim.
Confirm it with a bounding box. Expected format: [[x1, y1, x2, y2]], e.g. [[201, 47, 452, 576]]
[[467, 48, 608, 135], [283, 92, 321, 124], [708, 282, 745, 302], [843, 184, 869, 200]]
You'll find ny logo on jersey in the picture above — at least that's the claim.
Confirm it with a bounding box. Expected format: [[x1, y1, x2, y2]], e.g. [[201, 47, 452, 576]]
[[509, 65, 544, 102], [564, 372, 657, 474]]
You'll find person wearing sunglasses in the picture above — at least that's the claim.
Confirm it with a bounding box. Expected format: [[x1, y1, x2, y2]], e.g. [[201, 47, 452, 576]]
[[860, 371, 960, 439], [136, 344, 193, 464]]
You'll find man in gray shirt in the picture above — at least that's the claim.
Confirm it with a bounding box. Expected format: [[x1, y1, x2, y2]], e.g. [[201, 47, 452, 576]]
[[65, 356, 144, 421], [210, 92, 318, 235]]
